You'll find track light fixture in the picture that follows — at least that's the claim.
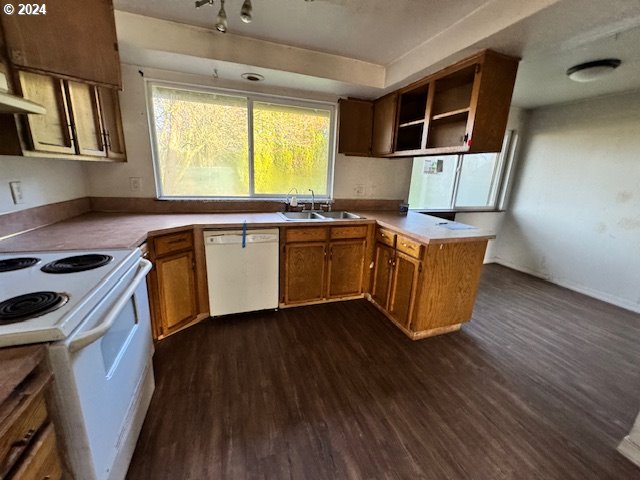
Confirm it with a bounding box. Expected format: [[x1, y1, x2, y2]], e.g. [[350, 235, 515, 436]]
[[194, 0, 254, 33]]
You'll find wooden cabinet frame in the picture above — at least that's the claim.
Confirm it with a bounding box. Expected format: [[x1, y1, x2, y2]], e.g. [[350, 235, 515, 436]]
[[369, 226, 488, 340], [281, 225, 372, 307]]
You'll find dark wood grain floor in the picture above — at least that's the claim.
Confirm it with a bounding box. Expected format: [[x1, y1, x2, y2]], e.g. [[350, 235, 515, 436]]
[[127, 264, 640, 479]]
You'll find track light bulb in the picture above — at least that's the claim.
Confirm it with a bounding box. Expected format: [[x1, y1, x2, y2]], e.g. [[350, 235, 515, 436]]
[[215, 0, 228, 32], [240, 0, 252, 23]]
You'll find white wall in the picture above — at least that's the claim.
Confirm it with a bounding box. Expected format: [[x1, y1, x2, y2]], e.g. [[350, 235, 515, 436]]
[[492, 90, 640, 313], [0, 156, 87, 215], [85, 64, 412, 201]]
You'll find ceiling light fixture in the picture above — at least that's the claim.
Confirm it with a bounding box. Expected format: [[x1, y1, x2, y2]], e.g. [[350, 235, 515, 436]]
[[195, 0, 253, 33], [241, 73, 264, 82], [566, 59, 621, 82]]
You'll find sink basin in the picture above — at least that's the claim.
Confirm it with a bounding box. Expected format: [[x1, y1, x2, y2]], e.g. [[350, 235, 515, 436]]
[[317, 211, 363, 219], [279, 211, 363, 221], [279, 211, 325, 221]]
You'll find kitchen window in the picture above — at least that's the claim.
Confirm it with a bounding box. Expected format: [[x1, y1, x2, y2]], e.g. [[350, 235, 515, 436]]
[[407, 130, 518, 211], [147, 82, 336, 199]]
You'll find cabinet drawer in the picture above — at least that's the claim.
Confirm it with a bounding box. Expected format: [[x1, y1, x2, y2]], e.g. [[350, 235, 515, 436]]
[[376, 228, 396, 247], [10, 423, 62, 480], [330, 225, 368, 240], [0, 387, 48, 475], [153, 230, 194, 257], [285, 227, 328, 243], [397, 235, 423, 259]]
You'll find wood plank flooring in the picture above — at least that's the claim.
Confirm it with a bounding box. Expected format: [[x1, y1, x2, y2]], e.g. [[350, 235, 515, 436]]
[[126, 264, 640, 479]]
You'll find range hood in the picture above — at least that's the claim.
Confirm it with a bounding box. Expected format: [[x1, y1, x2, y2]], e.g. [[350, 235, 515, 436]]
[[0, 72, 46, 115]]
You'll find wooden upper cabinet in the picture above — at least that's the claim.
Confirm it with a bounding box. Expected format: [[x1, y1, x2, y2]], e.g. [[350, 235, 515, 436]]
[[17, 71, 74, 154], [0, 0, 121, 87], [338, 98, 373, 156], [66, 81, 106, 157], [371, 93, 398, 156], [97, 87, 126, 159]]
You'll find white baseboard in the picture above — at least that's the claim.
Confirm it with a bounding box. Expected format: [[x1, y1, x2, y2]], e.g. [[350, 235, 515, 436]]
[[618, 436, 640, 468], [490, 259, 640, 314]]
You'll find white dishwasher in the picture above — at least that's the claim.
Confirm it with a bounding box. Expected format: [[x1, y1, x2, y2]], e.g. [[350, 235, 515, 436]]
[[204, 229, 280, 316]]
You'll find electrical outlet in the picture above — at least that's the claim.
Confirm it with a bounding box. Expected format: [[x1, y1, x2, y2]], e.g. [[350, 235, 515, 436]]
[[354, 184, 365, 197], [9, 181, 24, 204], [129, 177, 142, 192]]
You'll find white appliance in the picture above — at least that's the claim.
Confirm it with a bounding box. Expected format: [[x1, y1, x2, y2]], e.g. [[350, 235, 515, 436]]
[[204, 229, 279, 316], [0, 249, 154, 480]]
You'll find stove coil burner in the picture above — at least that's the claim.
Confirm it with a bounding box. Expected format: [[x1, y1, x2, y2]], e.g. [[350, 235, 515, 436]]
[[0, 257, 40, 273], [0, 291, 69, 324], [41, 254, 113, 274]]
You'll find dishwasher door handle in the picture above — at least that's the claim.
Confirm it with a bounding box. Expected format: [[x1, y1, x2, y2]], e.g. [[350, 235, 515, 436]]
[[206, 234, 278, 245]]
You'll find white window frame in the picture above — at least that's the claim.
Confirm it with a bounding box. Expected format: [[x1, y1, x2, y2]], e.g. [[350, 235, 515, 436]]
[[145, 79, 337, 201], [417, 130, 518, 212]]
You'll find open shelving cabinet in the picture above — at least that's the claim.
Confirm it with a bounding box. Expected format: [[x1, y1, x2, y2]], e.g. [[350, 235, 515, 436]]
[[390, 50, 518, 157]]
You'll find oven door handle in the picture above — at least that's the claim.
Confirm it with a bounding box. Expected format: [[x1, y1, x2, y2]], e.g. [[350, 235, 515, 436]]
[[68, 258, 152, 353]]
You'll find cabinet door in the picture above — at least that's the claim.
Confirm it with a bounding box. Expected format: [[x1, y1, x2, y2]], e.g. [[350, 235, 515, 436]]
[[388, 251, 421, 329], [371, 243, 394, 309], [17, 71, 74, 154], [371, 92, 398, 156], [284, 242, 326, 304], [97, 86, 126, 160], [338, 99, 373, 156], [327, 239, 366, 298], [0, 0, 121, 87], [155, 251, 198, 335], [66, 81, 106, 157]]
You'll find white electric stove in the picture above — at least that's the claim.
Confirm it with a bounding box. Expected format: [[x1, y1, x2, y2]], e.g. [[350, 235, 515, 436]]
[[0, 248, 155, 480]]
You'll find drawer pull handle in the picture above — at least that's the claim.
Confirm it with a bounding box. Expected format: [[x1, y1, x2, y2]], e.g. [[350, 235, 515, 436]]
[[166, 238, 186, 245], [14, 428, 36, 446]]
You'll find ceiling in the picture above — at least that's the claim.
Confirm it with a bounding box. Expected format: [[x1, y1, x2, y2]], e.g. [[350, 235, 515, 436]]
[[113, 0, 492, 64], [113, 0, 640, 109]]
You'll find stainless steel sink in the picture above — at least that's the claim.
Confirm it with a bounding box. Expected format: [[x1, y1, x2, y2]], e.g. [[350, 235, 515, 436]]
[[279, 211, 363, 221], [279, 211, 325, 221], [317, 211, 362, 219]]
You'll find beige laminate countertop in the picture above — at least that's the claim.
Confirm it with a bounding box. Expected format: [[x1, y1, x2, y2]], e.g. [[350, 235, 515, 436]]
[[0, 211, 495, 253]]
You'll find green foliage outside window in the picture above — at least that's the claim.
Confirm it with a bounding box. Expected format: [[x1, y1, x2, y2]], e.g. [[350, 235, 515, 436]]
[[151, 85, 332, 198]]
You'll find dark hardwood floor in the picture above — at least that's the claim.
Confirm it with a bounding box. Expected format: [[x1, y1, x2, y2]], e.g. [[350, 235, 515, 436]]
[[127, 264, 640, 479]]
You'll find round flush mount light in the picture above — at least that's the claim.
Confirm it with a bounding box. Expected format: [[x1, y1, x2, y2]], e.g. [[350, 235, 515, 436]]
[[566, 59, 621, 83], [241, 73, 264, 82]]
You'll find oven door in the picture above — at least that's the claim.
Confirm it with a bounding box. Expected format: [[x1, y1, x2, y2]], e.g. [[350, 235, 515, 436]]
[[49, 258, 154, 480]]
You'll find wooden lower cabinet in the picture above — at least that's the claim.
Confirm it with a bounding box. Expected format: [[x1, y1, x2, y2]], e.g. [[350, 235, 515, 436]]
[[146, 229, 207, 340], [155, 251, 198, 334], [370, 227, 488, 340], [284, 242, 326, 304], [327, 239, 366, 298], [387, 251, 420, 329], [371, 242, 394, 308], [282, 226, 369, 306], [0, 346, 64, 480]]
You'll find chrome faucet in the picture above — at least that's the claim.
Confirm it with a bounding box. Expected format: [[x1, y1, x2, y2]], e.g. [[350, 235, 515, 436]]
[[308, 189, 315, 211]]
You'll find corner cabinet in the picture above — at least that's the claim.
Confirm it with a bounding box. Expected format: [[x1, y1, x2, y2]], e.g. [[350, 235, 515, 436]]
[[282, 225, 371, 306], [338, 49, 519, 157], [0, 71, 126, 162], [369, 226, 488, 339], [145, 229, 209, 340]]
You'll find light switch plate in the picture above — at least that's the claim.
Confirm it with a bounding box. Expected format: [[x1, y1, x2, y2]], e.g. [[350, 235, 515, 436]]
[[9, 181, 24, 204]]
